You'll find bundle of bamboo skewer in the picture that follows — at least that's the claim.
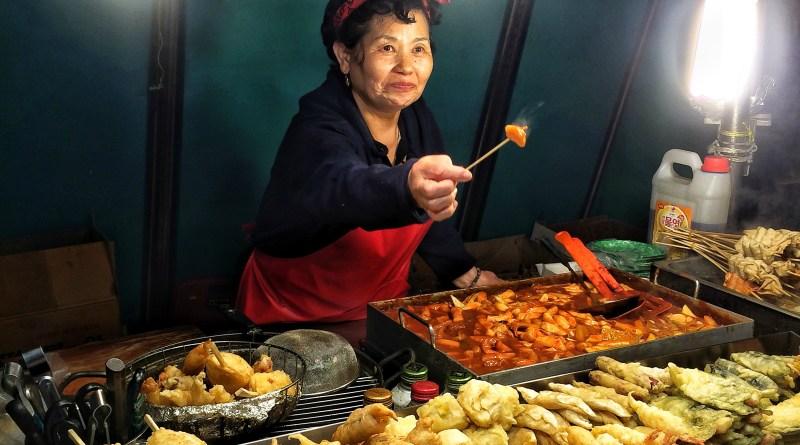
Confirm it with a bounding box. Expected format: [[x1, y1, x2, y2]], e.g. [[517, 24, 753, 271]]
[[659, 226, 800, 303]]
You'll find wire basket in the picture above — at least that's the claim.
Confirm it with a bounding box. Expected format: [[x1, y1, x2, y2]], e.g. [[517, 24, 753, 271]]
[[128, 332, 305, 442]]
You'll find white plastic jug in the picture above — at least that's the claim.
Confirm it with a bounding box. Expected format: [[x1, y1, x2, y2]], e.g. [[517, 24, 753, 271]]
[[649, 149, 731, 244]]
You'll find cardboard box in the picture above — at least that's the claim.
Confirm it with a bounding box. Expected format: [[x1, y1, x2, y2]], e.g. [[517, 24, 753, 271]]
[[0, 229, 122, 357]]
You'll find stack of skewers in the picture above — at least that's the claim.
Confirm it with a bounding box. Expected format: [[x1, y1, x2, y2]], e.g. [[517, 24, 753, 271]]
[[659, 226, 800, 305]]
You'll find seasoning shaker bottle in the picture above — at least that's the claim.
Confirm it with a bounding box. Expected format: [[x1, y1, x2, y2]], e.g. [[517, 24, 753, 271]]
[[390, 362, 428, 409], [409, 380, 439, 408], [364, 387, 393, 409], [445, 371, 473, 395]]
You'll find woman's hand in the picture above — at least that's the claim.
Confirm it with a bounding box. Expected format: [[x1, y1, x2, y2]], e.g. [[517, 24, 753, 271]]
[[452, 267, 505, 289], [408, 155, 472, 221]]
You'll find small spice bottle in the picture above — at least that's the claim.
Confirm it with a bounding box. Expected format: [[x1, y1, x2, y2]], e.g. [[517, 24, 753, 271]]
[[364, 387, 393, 409], [445, 371, 473, 395], [409, 380, 440, 408], [391, 362, 428, 409]]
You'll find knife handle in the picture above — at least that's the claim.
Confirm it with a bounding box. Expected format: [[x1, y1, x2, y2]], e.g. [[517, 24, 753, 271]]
[[7, 399, 46, 445]]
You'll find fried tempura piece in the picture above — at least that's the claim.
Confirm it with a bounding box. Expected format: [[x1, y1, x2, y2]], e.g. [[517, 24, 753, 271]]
[[649, 395, 734, 436], [595, 434, 623, 445], [287, 433, 341, 445], [406, 417, 442, 445], [534, 431, 558, 445], [710, 358, 780, 401], [730, 351, 800, 389], [457, 379, 521, 430], [588, 371, 649, 400], [568, 426, 598, 445], [253, 354, 273, 373], [209, 384, 233, 404], [385, 415, 417, 438], [160, 365, 185, 384], [667, 363, 757, 415], [548, 383, 631, 418], [331, 403, 396, 444], [764, 393, 800, 434], [595, 357, 670, 393], [249, 370, 293, 395], [182, 340, 213, 375], [437, 429, 472, 445], [627, 396, 704, 444], [416, 393, 469, 432], [559, 409, 592, 429], [573, 382, 630, 411], [462, 425, 510, 445], [140, 377, 162, 405], [206, 351, 254, 393], [591, 411, 622, 426], [515, 404, 568, 437], [364, 433, 413, 445], [517, 388, 596, 418], [146, 428, 207, 445], [508, 427, 538, 445], [592, 424, 677, 445]]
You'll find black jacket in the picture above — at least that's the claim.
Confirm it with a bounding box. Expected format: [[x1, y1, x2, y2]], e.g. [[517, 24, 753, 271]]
[[253, 69, 475, 282]]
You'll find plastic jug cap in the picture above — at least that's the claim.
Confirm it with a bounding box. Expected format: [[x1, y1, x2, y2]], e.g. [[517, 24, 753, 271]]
[[702, 156, 730, 173]]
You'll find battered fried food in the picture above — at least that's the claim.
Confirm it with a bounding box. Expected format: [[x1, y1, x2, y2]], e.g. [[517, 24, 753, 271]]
[[462, 425, 510, 445], [364, 433, 413, 445], [508, 427, 538, 445], [416, 393, 469, 432], [406, 417, 442, 445], [437, 429, 472, 445], [331, 403, 396, 444], [667, 363, 758, 415], [649, 395, 734, 436], [515, 404, 569, 437], [182, 340, 213, 375], [249, 370, 293, 395], [709, 358, 780, 401], [627, 396, 705, 444], [764, 393, 800, 435], [457, 379, 521, 430], [547, 383, 631, 418], [517, 387, 596, 418], [558, 409, 592, 429], [588, 371, 649, 400], [595, 357, 670, 393], [287, 433, 341, 445], [730, 351, 800, 389], [205, 351, 254, 393], [147, 428, 207, 445], [591, 424, 676, 445], [568, 425, 599, 445], [253, 354, 274, 373], [384, 415, 417, 438]]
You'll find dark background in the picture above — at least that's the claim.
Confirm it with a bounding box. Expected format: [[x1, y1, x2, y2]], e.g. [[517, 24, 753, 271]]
[[1, 0, 797, 331]]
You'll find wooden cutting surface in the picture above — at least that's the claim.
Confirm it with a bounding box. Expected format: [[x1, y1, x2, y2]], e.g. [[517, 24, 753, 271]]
[[47, 325, 203, 394]]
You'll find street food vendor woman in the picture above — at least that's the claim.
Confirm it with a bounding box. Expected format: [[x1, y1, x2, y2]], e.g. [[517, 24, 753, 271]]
[[238, 0, 504, 324]]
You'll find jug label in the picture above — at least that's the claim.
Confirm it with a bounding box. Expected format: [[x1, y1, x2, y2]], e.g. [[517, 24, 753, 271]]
[[652, 201, 692, 245]]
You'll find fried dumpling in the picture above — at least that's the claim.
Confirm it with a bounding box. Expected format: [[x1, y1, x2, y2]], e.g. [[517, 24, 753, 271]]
[[458, 379, 521, 430], [416, 393, 469, 432]]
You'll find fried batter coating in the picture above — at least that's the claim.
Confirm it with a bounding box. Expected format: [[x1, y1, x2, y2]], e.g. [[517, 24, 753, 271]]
[[595, 357, 670, 393], [667, 363, 757, 415], [462, 425, 509, 445], [588, 371, 649, 400], [515, 404, 567, 437], [764, 393, 800, 435], [567, 425, 598, 445], [287, 433, 341, 445], [253, 354, 274, 373], [406, 417, 442, 445], [182, 340, 213, 375], [331, 403, 396, 444], [146, 428, 207, 445], [627, 396, 704, 444], [457, 379, 521, 430], [416, 393, 469, 432], [508, 427, 538, 445], [547, 383, 630, 418], [437, 429, 473, 445], [385, 415, 417, 438], [206, 351, 254, 393], [249, 370, 293, 395], [364, 433, 413, 445], [517, 387, 595, 418]]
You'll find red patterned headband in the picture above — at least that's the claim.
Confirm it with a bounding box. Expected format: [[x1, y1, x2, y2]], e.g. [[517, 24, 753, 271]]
[[333, 0, 450, 30]]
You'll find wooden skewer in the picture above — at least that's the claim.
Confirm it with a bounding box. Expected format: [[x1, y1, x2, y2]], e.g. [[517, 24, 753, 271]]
[[67, 429, 86, 445], [208, 341, 227, 368], [144, 413, 160, 432], [466, 138, 511, 171]]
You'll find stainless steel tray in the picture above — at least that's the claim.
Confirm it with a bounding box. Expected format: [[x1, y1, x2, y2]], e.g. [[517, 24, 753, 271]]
[[248, 332, 800, 445], [654, 256, 800, 335], [365, 269, 754, 386]]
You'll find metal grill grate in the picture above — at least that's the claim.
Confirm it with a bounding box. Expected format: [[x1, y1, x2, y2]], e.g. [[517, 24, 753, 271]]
[[264, 375, 379, 437]]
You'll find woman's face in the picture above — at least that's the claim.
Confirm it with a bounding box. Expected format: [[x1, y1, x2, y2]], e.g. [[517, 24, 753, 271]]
[[336, 11, 433, 114]]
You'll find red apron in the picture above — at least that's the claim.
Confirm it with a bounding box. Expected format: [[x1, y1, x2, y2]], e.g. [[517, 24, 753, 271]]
[[237, 220, 432, 323]]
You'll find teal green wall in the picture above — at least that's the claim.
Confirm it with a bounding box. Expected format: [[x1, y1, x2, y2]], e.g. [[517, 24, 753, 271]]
[[4, 1, 794, 328], [1, 1, 152, 326]]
